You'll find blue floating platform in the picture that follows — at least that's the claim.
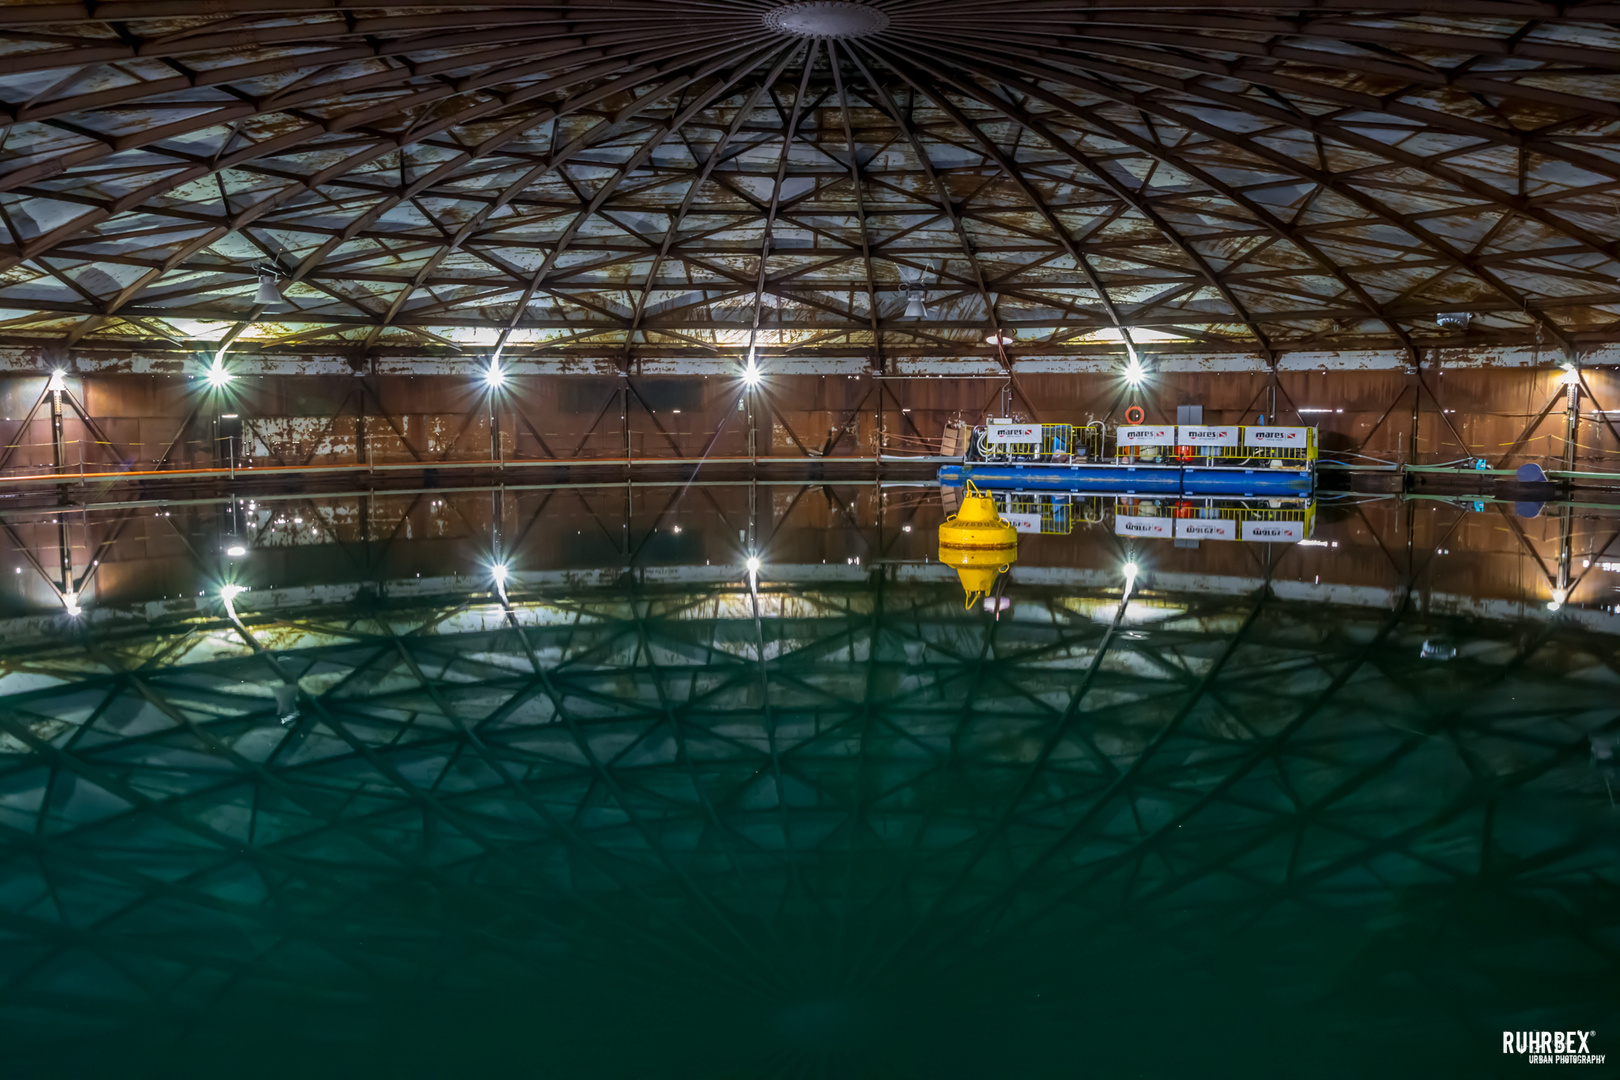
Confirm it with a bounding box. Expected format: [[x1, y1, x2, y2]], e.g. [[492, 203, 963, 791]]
[[939, 461, 1314, 496], [1182, 465, 1313, 496]]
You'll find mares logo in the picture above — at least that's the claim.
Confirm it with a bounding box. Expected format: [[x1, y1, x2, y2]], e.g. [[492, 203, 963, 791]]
[[1504, 1031, 1603, 1065], [1243, 426, 1306, 446], [1240, 520, 1305, 542], [984, 424, 1040, 443]]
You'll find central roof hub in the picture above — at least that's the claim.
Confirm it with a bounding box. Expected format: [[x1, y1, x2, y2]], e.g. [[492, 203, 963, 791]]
[[763, 2, 890, 38]]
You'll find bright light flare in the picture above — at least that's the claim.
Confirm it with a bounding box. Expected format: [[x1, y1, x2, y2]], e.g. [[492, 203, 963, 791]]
[[1120, 560, 1140, 609], [741, 363, 762, 388], [226, 544, 247, 558], [745, 555, 761, 574], [47, 369, 67, 393], [206, 361, 232, 389], [484, 361, 506, 390], [1549, 588, 1568, 611], [1122, 358, 1147, 387], [220, 584, 246, 604], [62, 591, 81, 618]]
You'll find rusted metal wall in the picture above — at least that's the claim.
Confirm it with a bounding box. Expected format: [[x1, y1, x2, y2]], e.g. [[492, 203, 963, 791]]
[[1, 366, 1618, 479]]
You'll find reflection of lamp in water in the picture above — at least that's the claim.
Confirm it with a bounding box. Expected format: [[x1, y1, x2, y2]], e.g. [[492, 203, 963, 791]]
[[938, 481, 1018, 608]]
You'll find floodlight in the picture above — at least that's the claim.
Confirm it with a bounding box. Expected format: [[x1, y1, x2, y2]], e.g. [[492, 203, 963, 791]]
[[255, 272, 284, 309]]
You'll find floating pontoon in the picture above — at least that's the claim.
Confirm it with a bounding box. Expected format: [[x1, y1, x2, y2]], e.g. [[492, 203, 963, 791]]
[[938, 420, 1317, 497]]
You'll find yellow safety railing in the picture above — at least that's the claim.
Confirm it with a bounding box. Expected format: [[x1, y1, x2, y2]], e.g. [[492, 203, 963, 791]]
[[982, 423, 1105, 462], [1066, 423, 1106, 460], [1197, 429, 1317, 466], [991, 492, 1104, 534]]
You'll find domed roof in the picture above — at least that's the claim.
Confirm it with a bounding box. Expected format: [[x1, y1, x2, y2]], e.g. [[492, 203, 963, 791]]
[[0, 1, 1614, 362]]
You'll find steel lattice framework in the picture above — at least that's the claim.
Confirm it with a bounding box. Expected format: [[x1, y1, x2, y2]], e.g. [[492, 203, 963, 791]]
[[4, 2, 1620, 366], [0, 569, 1615, 1071]]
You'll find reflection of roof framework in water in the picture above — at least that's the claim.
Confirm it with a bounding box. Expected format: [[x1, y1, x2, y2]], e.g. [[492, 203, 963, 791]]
[[0, 571, 1617, 1070]]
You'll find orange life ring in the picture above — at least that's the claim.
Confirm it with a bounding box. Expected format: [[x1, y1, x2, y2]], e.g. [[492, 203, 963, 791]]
[[1124, 405, 1145, 424]]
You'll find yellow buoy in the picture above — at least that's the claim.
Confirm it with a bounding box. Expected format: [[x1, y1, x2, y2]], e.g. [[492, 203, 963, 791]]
[[938, 480, 1018, 608]]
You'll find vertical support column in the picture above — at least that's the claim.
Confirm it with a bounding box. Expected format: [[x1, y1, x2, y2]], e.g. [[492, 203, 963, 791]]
[[218, 412, 241, 475], [56, 517, 73, 595], [491, 483, 504, 566], [747, 381, 757, 463], [1556, 502, 1573, 605], [1407, 363, 1422, 467], [748, 478, 757, 554], [48, 371, 65, 475], [874, 369, 884, 463], [489, 391, 502, 468], [1563, 367, 1581, 474], [356, 380, 368, 469], [360, 490, 372, 573], [622, 381, 632, 466]]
